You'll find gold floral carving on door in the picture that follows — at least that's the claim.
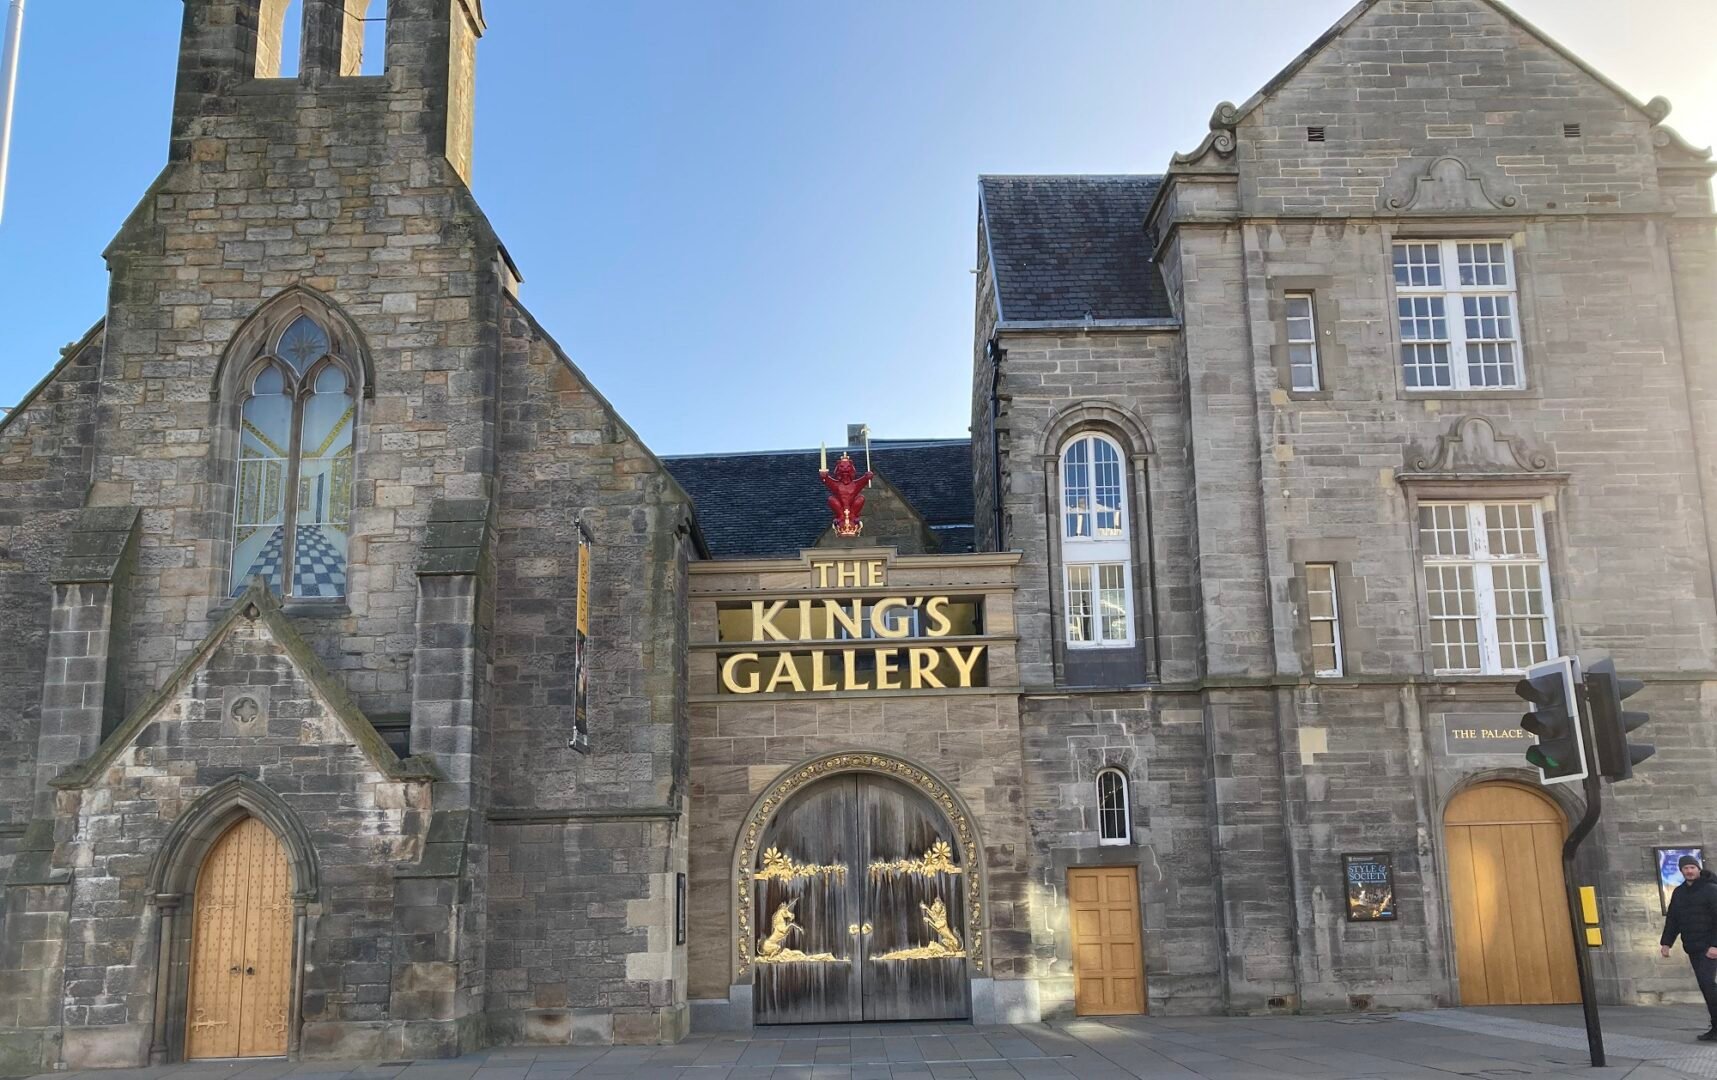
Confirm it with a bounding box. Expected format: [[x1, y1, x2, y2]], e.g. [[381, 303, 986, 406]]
[[751, 774, 972, 1023], [186, 817, 293, 1059]]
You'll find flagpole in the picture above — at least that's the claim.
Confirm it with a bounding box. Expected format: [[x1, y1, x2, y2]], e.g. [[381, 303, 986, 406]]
[[0, 0, 24, 227]]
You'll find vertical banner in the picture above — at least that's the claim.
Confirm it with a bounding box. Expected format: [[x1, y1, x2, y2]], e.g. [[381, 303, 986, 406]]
[[570, 522, 592, 752]]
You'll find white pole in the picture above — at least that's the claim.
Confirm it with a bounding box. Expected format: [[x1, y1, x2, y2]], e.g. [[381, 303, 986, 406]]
[[0, 0, 24, 227]]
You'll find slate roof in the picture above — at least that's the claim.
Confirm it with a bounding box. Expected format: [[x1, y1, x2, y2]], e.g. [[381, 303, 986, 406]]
[[979, 175, 1173, 323], [664, 439, 974, 560]]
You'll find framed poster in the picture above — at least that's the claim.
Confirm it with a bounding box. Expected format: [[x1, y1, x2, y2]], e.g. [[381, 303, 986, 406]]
[[1343, 852, 1397, 922], [1655, 846, 1703, 914], [569, 521, 593, 753]]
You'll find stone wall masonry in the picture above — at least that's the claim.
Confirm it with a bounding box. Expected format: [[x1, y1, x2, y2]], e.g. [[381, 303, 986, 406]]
[[1017, 692, 1223, 1016], [987, 329, 1200, 687], [0, 333, 103, 850], [1235, 0, 1664, 216], [480, 297, 694, 1040], [92, 0, 507, 726], [43, 615, 432, 1068]]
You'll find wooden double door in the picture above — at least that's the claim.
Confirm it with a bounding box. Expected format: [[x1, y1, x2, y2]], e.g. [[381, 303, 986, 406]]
[[1444, 783, 1579, 1005], [752, 774, 971, 1024], [186, 817, 294, 1059]]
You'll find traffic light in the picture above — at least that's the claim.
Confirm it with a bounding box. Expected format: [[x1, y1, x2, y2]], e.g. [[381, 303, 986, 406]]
[[1585, 658, 1652, 781], [1517, 656, 1587, 786]]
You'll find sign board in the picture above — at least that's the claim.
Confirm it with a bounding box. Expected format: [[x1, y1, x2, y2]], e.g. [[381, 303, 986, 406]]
[[717, 558, 987, 695], [1442, 715, 1536, 756]]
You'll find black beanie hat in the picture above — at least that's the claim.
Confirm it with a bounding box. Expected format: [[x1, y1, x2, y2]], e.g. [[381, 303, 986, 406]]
[[1681, 854, 1702, 870]]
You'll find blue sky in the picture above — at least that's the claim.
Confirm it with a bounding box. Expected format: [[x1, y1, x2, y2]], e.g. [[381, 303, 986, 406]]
[[0, 1, 1711, 455]]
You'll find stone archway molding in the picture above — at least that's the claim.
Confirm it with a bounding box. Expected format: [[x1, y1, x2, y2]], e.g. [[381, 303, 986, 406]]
[[147, 775, 321, 901], [729, 751, 987, 980], [145, 776, 319, 1064]]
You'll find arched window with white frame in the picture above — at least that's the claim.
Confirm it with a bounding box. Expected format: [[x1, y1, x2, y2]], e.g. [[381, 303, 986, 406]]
[[1096, 768, 1131, 845], [231, 313, 356, 599], [1060, 432, 1133, 647]]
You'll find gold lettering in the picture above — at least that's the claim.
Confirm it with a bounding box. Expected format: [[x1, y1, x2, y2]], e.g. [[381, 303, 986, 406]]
[[866, 560, 885, 587], [873, 597, 911, 638], [924, 596, 952, 637], [810, 650, 837, 692], [764, 652, 807, 694], [811, 561, 835, 588], [947, 646, 984, 687], [909, 647, 944, 689], [752, 600, 790, 642], [836, 561, 863, 588], [875, 648, 902, 690], [721, 653, 761, 694], [825, 598, 865, 639], [842, 648, 867, 690]]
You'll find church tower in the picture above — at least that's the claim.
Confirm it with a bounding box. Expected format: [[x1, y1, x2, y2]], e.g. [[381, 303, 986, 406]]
[[0, 1, 697, 1068]]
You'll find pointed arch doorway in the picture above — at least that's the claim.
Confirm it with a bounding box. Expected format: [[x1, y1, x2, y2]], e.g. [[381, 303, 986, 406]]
[[186, 817, 294, 1058], [1443, 782, 1579, 1005]]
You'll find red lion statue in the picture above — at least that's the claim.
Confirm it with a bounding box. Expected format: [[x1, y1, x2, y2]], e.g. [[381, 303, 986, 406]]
[[820, 452, 874, 537]]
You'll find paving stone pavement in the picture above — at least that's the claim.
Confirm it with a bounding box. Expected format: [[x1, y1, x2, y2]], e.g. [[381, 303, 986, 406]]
[[27, 1007, 1717, 1080]]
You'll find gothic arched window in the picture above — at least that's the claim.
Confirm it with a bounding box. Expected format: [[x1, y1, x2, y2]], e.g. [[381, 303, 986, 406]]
[[1060, 432, 1133, 647], [231, 314, 355, 598]]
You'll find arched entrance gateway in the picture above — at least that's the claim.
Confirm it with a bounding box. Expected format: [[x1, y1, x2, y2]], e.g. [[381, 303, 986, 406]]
[[1443, 781, 1580, 1006], [741, 757, 979, 1024], [185, 817, 295, 1058]]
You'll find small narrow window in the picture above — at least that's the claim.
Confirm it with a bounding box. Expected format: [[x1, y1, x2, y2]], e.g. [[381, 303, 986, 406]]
[[1307, 126, 1326, 143], [1306, 563, 1343, 677], [257, 0, 306, 79], [1285, 292, 1321, 391], [1096, 768, 1131, 845], [359, 0, 387, 76], [1563, 122, 1582, 139]]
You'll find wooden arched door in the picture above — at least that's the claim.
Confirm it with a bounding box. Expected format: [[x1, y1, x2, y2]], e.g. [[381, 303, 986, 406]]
[[752, 773, 971, 1024], [1444, 783, 1579, 1005], [186, 817, 294, 1058]]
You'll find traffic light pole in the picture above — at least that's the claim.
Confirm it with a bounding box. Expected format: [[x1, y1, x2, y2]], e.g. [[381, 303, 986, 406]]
[[1562, 702, 1606, 1068]]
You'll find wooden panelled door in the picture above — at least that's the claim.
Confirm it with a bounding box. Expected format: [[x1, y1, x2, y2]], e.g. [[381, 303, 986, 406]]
[[187, 817, 294, 1059], [753, 774, 972, 1024], [1444, 783, 1579, 1005], [1067, 866, 1145, 1016]]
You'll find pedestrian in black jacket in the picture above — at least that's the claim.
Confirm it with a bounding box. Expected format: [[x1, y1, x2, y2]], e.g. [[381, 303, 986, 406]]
[[1661, 853, 1717, 1040]]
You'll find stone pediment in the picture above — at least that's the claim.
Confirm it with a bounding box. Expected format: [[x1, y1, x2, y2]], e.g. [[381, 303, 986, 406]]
[[52, 580, 439, 789], [1386, 157, 1519, 213], [1403, 415, 1555, 479]]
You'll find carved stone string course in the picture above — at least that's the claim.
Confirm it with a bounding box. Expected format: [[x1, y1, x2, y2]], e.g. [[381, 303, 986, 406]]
[[738, 753, 984, 974]]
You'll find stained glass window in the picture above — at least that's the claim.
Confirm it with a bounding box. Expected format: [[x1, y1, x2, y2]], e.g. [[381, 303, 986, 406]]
[[278, 315, 330, 373], [230, 315, 355, 599]]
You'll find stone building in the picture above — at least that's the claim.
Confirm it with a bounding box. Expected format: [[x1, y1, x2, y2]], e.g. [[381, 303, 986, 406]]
[[1, 0, 1715, 1071]]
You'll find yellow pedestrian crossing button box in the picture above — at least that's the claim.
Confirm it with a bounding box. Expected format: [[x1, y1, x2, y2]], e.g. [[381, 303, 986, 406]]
[[1580, 885, 1602, 947]]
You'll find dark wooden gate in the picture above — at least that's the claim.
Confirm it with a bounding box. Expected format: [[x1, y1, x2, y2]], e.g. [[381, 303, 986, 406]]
[[753, 773, 972, 1024]]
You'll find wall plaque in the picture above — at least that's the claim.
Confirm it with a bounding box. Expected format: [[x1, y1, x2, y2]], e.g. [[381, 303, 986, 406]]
[[1441, 714, 1533, 756]]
